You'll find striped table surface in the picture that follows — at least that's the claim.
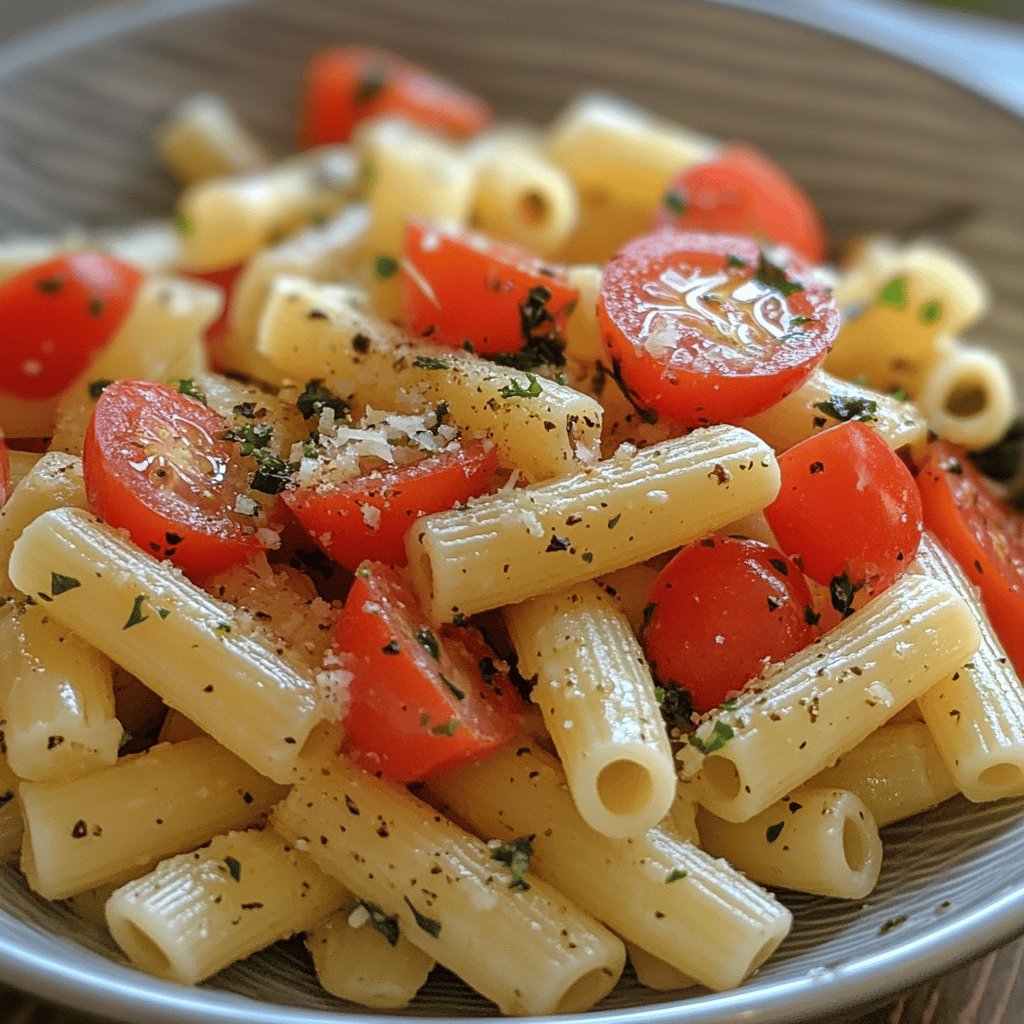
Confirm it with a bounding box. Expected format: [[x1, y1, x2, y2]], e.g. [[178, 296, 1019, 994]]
[[1, 2, 1024, 1024]]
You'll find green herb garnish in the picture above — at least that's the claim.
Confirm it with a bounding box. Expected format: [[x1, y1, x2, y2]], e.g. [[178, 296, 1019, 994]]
[[123, 595, 149, 630], [499, 373, 543, 399], [356, 900, 400, 947], [50, 572, 81, 597], [813, 396, 878, 424], [491, 837, 533, 891], [689, 721, 735, 755], [176, 378, 207, 405]]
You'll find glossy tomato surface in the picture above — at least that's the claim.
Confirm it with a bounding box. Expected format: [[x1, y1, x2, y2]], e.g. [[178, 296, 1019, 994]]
[[598, 231, 838, 425], [83, 379, 271, 580]]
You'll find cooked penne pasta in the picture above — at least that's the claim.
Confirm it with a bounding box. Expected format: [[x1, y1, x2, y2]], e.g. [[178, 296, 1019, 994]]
[[7, 508, 329, 782], [106, 827, 344, 984], [594, 562, 661, 636], [427, 742, 791, 991], [685, 573, 981, 823], [696, 787, 883, 899], [272, 760, 626, 1016], [504, 580, 674, 838], [307, 907, 435, 1010], [407, 426, 780, 621], [0, 600, 122, 783], [255, 276, 604, 480], [6, 451, 42, 492], [156, 93, 270, 185], [811, 721, 956, 826], [913, 532, 1024, 801], [19, 736, 285, 899]]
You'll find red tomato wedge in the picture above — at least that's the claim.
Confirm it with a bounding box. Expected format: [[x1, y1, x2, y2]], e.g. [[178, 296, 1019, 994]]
[[655, 145, 827, 264], [917, 441, 1024, 674], [284, 438, 498, 571], [0, 432, 9, 508], [338, 562, 524, 781], [83, 380, 272, 580], [300, 46, 492, 148], [400, 220, 578, 357], [765, 422, 922, 607], [642, 535, 817, 713], [598, 231, 838, 425], [0, 254, 144, 400]]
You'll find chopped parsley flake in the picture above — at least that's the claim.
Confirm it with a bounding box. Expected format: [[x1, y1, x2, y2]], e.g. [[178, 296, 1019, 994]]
[[663, 190, 688, 216], [430, 401, 450, 434], [123, 595, 149, 630], [356, 900, 400, 946], [440, 674, 465, 701], [416, 628, 440, 660], [413, 356, 449, 370], [296, 379, 349, 422], [173, 212, 193, 235], [726, 253, 747, 269], [249, 450, 293, 495], [118, 730, 133, 750], [224, 856, 242, 882], [829, 573, 861, 618], [919, 300, 943, 325], [374, 254, 399, 279], [754, 251, 804, 297], [88, 379, 112, 400], [655, 683, 694, 732], [813, 396, 878, 423], [765, 821, 785, 843], [50, 572, 81, 597], [491, 836, 533, 891], [689, 720, 735, 755], [607, 513, 622, 529], [430, 720, 458, 736], [404, 896, 441, 937], [665, 869, 688, 883], [89, 297, 105, 317], [499, 373, 543, 399], [491, 284, 567, 371], [223, 421, 274, 455], [36, 276, 64, 294], [878, 276, 908, 309], [176, 378, 208, 405], [355, 64, 388, 104]]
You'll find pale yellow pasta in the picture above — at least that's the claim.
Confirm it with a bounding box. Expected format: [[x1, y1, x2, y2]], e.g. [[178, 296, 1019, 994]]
[[220, 203, 371, 383], [355, 118, 474, 319], [106, 827, 344, 985], [562, 264, 605, 364], [594, 562, 660, 636], [827, 241, 988, 395], [6, 451, 42, 492], [505, 580, 675, 838], [741, 368, 928, 455], [470, 141, 579, 257], [697, 787, 883, 900], [625, 943, 695, 992], [0, 754, 22, 862], [307, 908, 435, 1010], [545, 93, 716, 210], [0, 452, 85, 586], [255, 276, 604, 480], [406, 426, 780, 621], [272, 760, 626, 1016], [685, 574, 980, 823], [8, 508, 328, 782], [0, 600, 122, 783], [428, 742, 791, 992], [811, 721, 956, 826], [178, 146, 358, 272], [19, 736, 285, 899], [916, 344, 1015, 451], [913, 532, 1024, 801], [48, 275, 219, 453], [156, 92, 270, 184]]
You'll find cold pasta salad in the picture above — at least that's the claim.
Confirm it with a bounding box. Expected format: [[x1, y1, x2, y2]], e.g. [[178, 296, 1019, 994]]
[[1, 44, 1022, 1015]]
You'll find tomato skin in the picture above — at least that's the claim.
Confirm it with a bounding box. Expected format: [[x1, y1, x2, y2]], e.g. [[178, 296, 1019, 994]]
[[300, 46, 492, 148], [400, 220, 578, 356], [643, 535, 817, 713], [284, 438, 498, 570], [83, 380, 269, 580], [338, 563, 523, 781], [764, 422, 922, 595], [598, 231, 838, 425], [654, 145, 826, 264], [0, 254, 144, 400], [917, 442, 1024, 674]]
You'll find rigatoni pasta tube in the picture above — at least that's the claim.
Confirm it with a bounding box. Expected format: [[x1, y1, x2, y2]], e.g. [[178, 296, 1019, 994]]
[[7, 508, 327, 782], [19, 737, 285, 899], [504, 580, 674, 838], [697, 787, 883, 900], [106, 827, 344, 985], [913, 532, 1024, 801], [811, 721, 956, 826], [0, 601, 122, 783], [741, 369, 927, 455], [407, 426, 780, 621], [271, 760, 625, 1016], [427, 742, 791, 992], [686, 573, 980, 823], [307, 908, 435, 1010], [255, 276, 603, 480]]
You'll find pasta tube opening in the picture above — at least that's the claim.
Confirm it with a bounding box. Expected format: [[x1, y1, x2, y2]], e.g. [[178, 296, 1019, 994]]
[[106, 917, 176, 979]]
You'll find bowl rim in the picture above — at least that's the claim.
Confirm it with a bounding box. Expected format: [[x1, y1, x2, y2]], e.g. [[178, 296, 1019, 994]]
[[1, 1, 1023, 1022]]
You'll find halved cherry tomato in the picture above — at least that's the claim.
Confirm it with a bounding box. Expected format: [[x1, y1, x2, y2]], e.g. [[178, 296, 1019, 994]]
[[642, 535, 817, 713], [655, 145, 827, 264], [300, 46, 493, 148], [764, 422, 922, 603], [83, 380, 272, 580], [400, 220, 578, 357], [284, 438, 498, 570], [338, 562, 524, 781], [0, 432, 9, 508], [0, 254, 144, 400], [917, 441, 1024, 673], [598, 231, 838, 425]]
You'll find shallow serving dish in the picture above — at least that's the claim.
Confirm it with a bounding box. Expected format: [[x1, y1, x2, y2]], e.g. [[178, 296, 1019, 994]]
[[1, 0, 1023, 1022]]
